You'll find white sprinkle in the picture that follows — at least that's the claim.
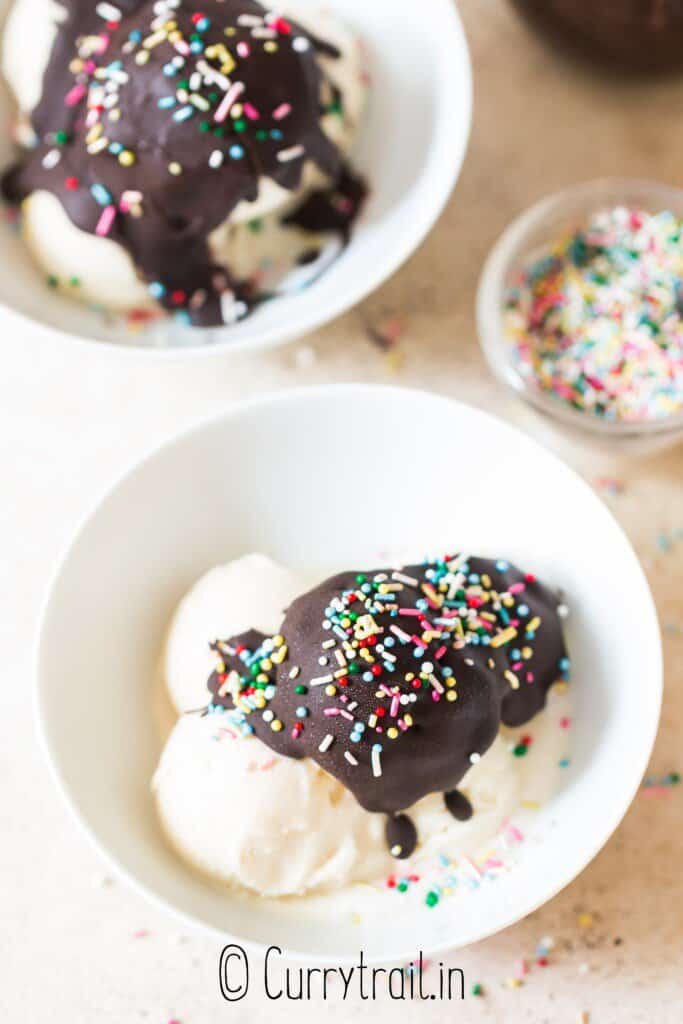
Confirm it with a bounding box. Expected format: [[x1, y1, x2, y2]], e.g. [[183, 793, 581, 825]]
[[558, 603, 570, 618], [371, 745, 382, 778], [344, 751, 359, 766], [469, 752, 481, 765], [277, 144, 305, 163], [96, 2, 122, 21], [319, 733, 334, 753], [310, 674, 333, 687], [288, 666, 300, 680], [292, 36, 310, 51], [392, 571, 419, 586], [209, 149, 224, 169], [42, 149, 61, 169]]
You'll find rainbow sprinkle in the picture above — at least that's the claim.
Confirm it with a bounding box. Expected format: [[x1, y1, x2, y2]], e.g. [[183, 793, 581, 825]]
[[504, 206, 683, 423]]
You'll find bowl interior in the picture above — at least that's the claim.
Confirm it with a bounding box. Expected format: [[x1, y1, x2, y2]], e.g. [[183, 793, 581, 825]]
[[0, 0, 471, 353], [477, 178, 683, 442], [37, 385, 661, 961]]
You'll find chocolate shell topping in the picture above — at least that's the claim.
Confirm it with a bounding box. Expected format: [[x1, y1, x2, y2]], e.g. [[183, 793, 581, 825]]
[[207, 555, 570, 858], [2, 0, 366, 326]]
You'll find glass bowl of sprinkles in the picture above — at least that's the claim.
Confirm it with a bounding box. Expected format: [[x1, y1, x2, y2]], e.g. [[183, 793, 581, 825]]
[[477, 179, 683, 449]]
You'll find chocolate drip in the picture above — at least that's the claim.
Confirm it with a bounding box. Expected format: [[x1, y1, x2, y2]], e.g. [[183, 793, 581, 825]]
[[2, 0, 366, 326], [385, 814, 418, 860], [206, 555, 569, 856], [444, 789, 473, 822]]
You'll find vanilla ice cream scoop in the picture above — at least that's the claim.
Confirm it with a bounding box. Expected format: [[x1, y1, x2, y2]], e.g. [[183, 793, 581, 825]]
[[164, 554, 307, 714]]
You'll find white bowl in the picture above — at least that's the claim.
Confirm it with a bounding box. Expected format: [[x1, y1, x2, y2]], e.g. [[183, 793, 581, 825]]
[[0, 0, 471, 355], [36, 385, 662, 961]]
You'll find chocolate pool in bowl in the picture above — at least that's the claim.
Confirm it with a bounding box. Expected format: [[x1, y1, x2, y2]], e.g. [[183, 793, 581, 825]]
[[510, 0, 683, 71]]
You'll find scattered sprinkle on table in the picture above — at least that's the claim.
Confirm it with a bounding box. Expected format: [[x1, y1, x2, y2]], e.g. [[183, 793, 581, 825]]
[[505, 206, 683, 423]]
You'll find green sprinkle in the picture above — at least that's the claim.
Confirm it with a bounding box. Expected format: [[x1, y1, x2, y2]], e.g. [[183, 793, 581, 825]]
[[425, 891, 439, 908], [513, 743, 528, 758]]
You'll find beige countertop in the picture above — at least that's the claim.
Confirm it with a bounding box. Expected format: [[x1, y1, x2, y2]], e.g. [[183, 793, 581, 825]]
[[1, 1, 682, 1021]]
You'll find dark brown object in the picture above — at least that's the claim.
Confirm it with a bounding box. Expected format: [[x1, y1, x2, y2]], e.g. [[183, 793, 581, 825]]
[[511, 0, 683, 71]]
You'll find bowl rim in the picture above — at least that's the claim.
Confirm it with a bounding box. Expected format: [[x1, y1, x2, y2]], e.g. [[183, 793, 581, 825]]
[[2, 0, 472, 360], [34, 383, 663, 961], [476, 176, 683, 440]]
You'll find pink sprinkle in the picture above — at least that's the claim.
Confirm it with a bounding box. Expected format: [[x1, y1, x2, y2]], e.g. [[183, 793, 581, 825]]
[[237, 41, 250, 57], [560, 717, 571, 729], [214, 81, 245, 123], [339, 710, 354, 721], [273, 102, 291, 120], [132, 929, 149, 939], [260, 757, 277, 771], [95, 33, 110, 54], [324, 708, 339, 717], [509, 582, 526, 594], [243, 102, 260, 120], [505, 823, 525, 843], [390, 696, 400, 717], [515, 958, 529, 979], [95, 204, 116, 237], [434, 645, 447, 660], [174, 39, 190, 56], [65, 84, 86, 107]]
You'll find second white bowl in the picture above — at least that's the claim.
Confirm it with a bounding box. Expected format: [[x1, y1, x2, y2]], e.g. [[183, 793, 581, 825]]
[[0, 0, 472, 354]]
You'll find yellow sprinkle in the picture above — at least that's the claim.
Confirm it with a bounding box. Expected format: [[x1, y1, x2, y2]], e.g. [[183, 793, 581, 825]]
[[118, 150, 135, 166], [264, 40, 278, 52], [325, 685, 337, 697], [553, 680, 569, 695], [504, 978, 522, 989], [403, 714, 413, 727], [256, 673, 268, 684], [490, 627, 518, 648], [446, 677, 457, 688], [387, 727, 399, 739], [521, 800, 541, 811], [270, 720, 283, 732], [333, 668, 348, 679], [578, 912, 594, 929], [521, 646, 532, 659], [405, 673, 415, 683], [446, 690, 458, 702], [260, 658, 273, 672], [527, 616, 541, 633], [135, 49, 150, 65], [504, 670, 520, 690], [273, 635, 284, 647], [168, 161, 182, 175], [108, 109, 121, 122]]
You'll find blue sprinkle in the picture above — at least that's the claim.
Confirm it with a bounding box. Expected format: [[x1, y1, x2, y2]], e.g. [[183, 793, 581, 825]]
[[128, 30, 142, 43], [496, 560, 510, 572], [517, 604, 530, 616], [108, 142, 123, 154], [510, 648, 522, 661], [229, 144, 244, 159], [355, 723, 366, 733], [384, 637, 395, 648], [559, 758, 571, 769], [158, 96, 176, 108], [174, 310, 191, 325], [295, 706, 308, 718], [559, 657, 571, 671], [349, 733, 361, 743], [90, 183, 113, 206], [148, 281, 166, 299], [163, 63, 177, 76], [195, 16, 210, 30], [190, 40, 204, 53], [362, 672, 373, 683], [173, 105, 194, 122], [270, 128, 283, 140]]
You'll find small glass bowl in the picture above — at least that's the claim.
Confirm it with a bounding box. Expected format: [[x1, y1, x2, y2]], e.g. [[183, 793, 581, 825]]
[[476, 178, 683, 453]]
